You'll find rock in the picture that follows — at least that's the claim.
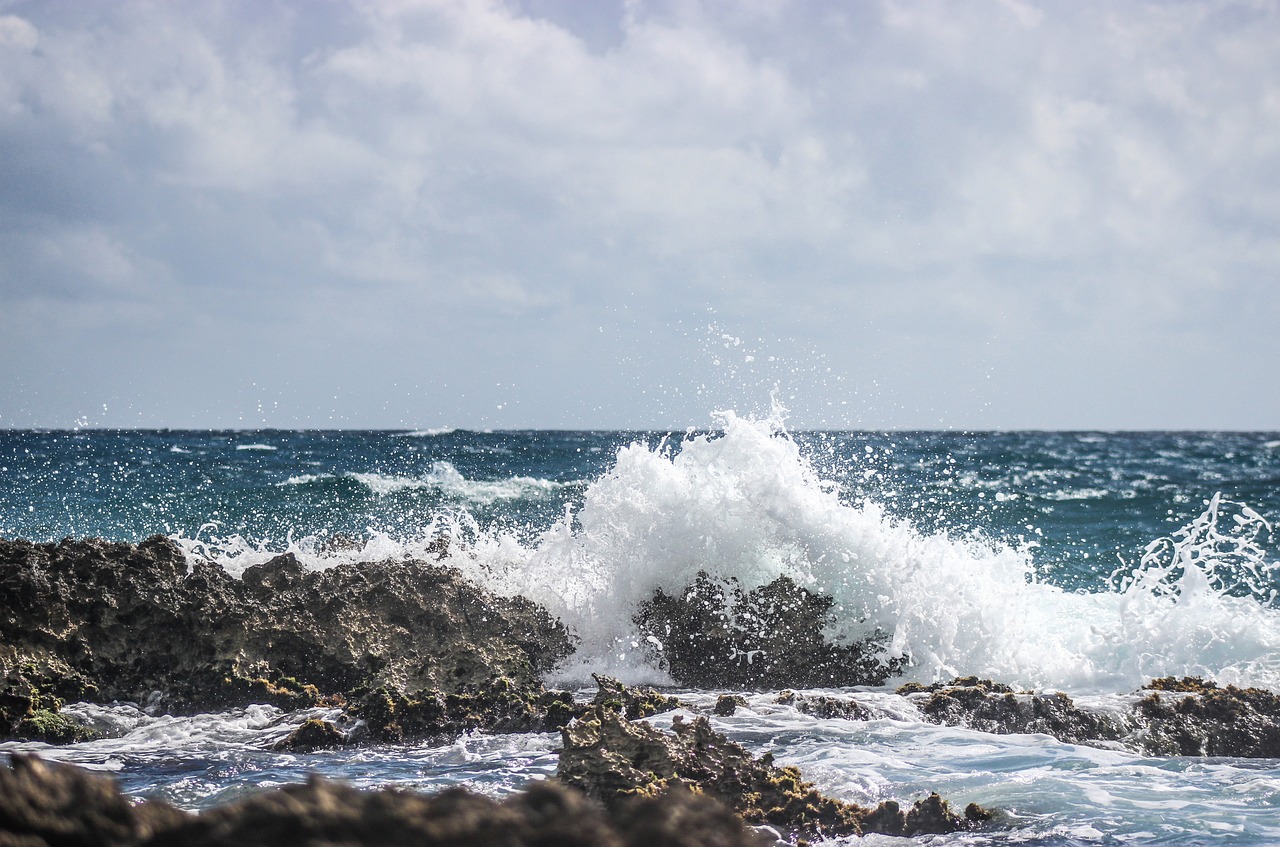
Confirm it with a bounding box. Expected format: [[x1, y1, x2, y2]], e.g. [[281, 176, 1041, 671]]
[[351, 678, 581, 743], [634, 571, 905, 689], [271, 718, 347, 752], [899, 677, 1129, 746], [0, 536, 575, 741], [0, 753, 188, 847], [1132, 677, 1280, 757], [557, 704, 988, 840], [0, 754, 770, 847], [591, 674, 684, 720], [714, 694, 747, 717], [780, 691, 874, 722]]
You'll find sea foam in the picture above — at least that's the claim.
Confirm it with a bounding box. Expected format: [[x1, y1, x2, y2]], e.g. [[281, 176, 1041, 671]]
[[178, 413, 1280, 694], [462, 412, 1280, 694]]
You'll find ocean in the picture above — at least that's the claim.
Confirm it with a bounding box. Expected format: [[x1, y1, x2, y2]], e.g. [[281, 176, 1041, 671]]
[[3, 417, 1280, 844]]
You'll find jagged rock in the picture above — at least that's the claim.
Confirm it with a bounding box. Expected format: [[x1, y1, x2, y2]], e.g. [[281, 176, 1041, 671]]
[[0, 754, 770, 847], [777, 690, 874, 722], [0, 753, 188, 847], [899, 678, 1129, 746], [714, 694, 748, 717], [591, 674, 685, 720], [557, 704, 989, 839], [272, 718, 347, 752], [898, 676, 1280, 759], [0, 536, 574, 741], [1133, 677, 1280, 757], [352, 678, 581, 743], [634, 571, 905, 689]]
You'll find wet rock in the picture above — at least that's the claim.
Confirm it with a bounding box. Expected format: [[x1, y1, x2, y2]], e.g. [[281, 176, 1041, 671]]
[[0, 753, 188, 847], [0, 754, 769, 847], [714, 694, 748, 717], [634, 571, 906, 689], [0, 536, 574, 740], [352, 678, 581, 743], [271, 718, 347, 752], [1133, 677, 1280, 757], [899, 677, 1129, 746], [557, 704, 988, 840], [780, 691, 874, 722], [592, 674, 684, 720]]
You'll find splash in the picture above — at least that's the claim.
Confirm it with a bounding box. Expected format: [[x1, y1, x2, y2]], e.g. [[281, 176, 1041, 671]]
[[462, 414, 1280, 693]]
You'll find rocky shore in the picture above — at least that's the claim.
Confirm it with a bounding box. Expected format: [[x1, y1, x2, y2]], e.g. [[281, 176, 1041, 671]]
[[7, 538, 1280, 844]]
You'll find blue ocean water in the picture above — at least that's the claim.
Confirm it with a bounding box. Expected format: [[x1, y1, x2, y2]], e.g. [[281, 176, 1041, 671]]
[[4, 423, 1280, 844]]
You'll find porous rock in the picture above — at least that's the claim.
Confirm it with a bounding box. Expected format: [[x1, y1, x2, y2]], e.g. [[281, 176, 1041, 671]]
[[0, 754, 769, 847], [557, 704, 989, 840], [898, 677, 1129, 746], [0, 536, 574, 740], [1133, 677, 1280, 757], [0, 753, 188, 847], [898, 676, 1280, 759], [634, 571, 905, 689]]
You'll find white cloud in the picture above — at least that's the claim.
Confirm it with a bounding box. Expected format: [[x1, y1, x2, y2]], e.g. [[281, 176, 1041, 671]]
[[1, 0, 1278, 428]]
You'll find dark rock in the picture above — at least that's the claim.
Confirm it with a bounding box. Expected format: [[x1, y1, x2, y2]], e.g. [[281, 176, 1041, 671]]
[[0, 754, 771, 847], [782, 692, 874, 722], [898, 676, 1280, 760], [634, 571, 906, 689], [714, 694, 747, 717], [900, 677, 1129, 746], [272, 718, 346, 752], [592, 674, 684, 720], [351, 678, 583, 743], [1133, 678, 1280, 757], [0, 536, 575, 741], [0, 753, 188, 847], [557, 704, 988, 840]]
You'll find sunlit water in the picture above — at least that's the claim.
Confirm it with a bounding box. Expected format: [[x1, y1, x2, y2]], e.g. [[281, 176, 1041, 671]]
[[3, 420, 1280, 844]]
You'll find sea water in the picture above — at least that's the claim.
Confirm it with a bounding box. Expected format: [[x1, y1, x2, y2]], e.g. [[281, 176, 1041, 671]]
[[3, 420, 1280, 844]]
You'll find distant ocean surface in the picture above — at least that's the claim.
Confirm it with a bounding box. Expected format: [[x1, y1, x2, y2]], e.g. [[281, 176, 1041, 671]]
[[4, 420, 1280, 844]]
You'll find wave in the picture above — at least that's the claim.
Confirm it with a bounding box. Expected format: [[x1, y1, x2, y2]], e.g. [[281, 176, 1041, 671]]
[[184, 412, 1280, 695], [234, 444, 278, 452], [457, 412, 1280, 694], [399, 428, 457, 438], [275, 462, 571, 504]]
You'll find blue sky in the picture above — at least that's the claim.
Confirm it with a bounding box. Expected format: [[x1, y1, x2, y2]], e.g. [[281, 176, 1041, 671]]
[[2, 0, 1278, 430]]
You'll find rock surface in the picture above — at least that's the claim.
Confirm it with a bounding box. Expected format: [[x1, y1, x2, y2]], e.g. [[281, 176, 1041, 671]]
[[0, 753, 772, 847], [897, 676, 1280, 758], [0, 536, 574, 740], [634, 571, 905, 689], [557, 704, 991, 840]]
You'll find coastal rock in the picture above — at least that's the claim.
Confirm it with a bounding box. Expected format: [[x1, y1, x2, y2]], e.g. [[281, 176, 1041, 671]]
[[898, 677, 1129, 746], [557, 704, 990, 839], [898, 676, 1280, 759], [780, 690, 876, 721], [1133, 677, 1280, 757], [634, 571, 905, 689], [0, 536, 574, 739], [0, 754, 768, 847], [591, 673, 685, 719], [0, 753, 188, 847]]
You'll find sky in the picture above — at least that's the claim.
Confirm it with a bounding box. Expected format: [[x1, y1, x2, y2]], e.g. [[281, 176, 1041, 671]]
[[1, 0, 1278, 431]]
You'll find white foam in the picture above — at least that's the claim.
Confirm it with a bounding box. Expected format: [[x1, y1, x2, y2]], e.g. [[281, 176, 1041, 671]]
[[180, 412, 1280, 695], [349, 462, 567, 503], [400, 428, 457, 437], [235, 444, 278, 451], [459, 412, 1280, 694]]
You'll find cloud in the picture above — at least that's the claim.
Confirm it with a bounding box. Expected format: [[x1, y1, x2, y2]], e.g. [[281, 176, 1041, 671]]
[[1, 0, 1278, 428]]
